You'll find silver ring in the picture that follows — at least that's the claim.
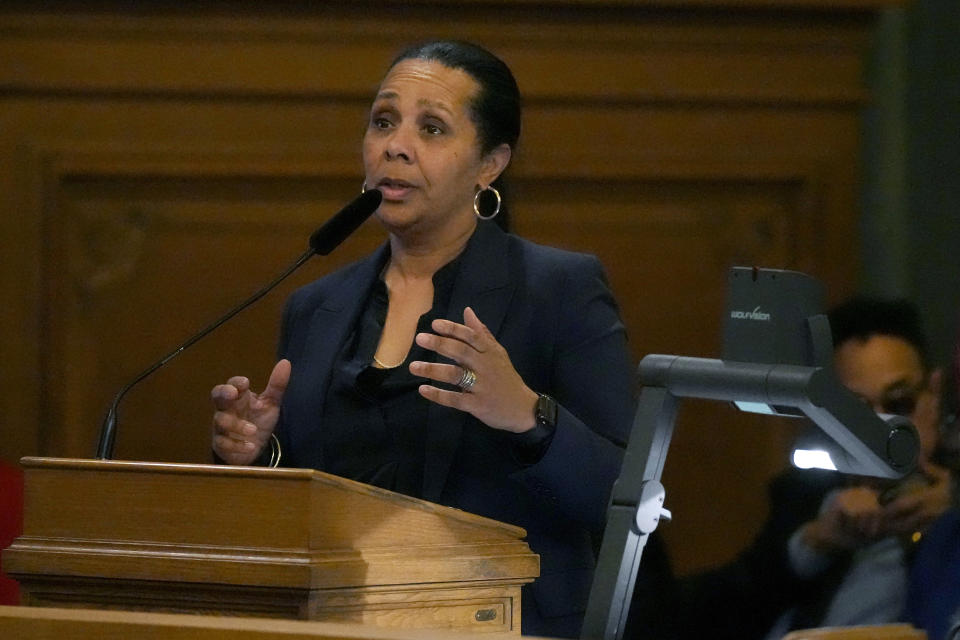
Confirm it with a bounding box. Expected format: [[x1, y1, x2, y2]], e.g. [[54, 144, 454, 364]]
[[457, 368, 477, 392]]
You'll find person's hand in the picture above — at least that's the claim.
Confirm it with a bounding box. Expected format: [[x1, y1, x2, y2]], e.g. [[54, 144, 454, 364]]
[[410, 306, 539, 433], [800, 486, 885, 554], [211, 359, 291, 465], [911, 368, 942, 461], [879, 461, 951, 537], [874, 367, 949, 538]]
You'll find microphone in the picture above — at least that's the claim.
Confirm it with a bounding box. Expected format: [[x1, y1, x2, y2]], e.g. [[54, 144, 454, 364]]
[[310, 188, 383, 255], [95, 188, 382, 460]]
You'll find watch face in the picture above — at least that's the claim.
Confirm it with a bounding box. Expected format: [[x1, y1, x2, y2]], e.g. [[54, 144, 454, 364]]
[[536, 394, 558, 428]]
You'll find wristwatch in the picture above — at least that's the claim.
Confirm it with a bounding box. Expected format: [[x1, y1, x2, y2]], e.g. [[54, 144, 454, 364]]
[[513, 393, 558, 459], [534, 393, 558, 429]]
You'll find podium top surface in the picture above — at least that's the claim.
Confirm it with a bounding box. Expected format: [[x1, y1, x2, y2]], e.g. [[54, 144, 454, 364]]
[[10, 457, 539, 589], [18, 457, 528, 545]]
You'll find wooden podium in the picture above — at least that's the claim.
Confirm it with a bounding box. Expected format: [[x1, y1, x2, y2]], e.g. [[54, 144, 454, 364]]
[[3, 458, 539, 634], [0, 605, 553, 640]]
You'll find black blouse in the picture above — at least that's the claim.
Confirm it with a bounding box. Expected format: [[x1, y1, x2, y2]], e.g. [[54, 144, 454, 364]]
[[319, 255, 461, 498]]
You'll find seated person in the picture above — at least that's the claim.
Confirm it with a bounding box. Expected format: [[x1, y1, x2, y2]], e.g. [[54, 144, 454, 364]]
[[670, 296, 951, 640], [905, 323, 960, 640]]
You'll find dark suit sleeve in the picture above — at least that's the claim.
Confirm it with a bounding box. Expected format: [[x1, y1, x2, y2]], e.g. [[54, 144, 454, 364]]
[[272, 286, 310, 459], [511, 253, 635, 531]]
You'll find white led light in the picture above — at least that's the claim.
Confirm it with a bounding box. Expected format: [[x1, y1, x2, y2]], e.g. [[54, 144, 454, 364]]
[[792, 449, 837, 471]]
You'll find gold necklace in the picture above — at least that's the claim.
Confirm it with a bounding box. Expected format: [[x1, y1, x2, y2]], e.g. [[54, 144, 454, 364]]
[[372, 354, 403, 369]]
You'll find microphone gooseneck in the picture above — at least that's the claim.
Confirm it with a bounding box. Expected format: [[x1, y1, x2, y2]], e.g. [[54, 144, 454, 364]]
[[95, 189, 382, 459], [310, 188, 383, 255]]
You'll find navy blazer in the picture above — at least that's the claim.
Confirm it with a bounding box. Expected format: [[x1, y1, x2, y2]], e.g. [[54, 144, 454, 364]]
[[274, 220, 635, 637]]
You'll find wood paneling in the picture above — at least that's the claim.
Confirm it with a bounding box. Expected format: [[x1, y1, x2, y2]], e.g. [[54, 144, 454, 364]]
[[0, 1, 887, 574]]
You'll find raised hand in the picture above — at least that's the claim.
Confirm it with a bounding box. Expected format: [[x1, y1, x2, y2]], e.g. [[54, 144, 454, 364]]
[[800, 486, 885, 553], [410, 306, 539, 433], [211, 359, 291, 465], [879, 461, 951, 537]]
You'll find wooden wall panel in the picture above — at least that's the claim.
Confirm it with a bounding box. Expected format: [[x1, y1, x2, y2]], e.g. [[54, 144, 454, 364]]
[[0, 1, 891, 574], [43, 164, 386, 462], [511, 169, 830, 559]]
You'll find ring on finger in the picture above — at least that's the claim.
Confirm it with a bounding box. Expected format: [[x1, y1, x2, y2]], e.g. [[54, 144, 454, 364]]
[[457, 367, 477, 392]]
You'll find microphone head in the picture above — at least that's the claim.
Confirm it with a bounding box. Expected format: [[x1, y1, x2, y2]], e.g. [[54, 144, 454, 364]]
[[309, 188, 383, 255]]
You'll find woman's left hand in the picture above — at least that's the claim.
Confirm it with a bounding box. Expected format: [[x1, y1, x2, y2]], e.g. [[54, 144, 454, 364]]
[[410, 306, 539, 433]]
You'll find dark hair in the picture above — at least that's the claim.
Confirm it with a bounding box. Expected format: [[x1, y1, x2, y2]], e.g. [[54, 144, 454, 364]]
[[389, 40, 521, 229], [391, 40, 521, 155], [828, 296, 930, 369]]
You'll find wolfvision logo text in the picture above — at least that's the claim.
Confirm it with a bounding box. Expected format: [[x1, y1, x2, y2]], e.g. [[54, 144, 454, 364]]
[[730, 306, 772, 321]]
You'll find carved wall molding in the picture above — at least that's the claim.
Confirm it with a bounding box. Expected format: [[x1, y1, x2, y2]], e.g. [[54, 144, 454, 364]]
[[0, 1, 882, 572]]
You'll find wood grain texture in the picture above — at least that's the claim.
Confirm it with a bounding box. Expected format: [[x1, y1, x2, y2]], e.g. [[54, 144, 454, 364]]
[[5, 460, 536, 632], [0, 604, 542, 640], [782, 625, 928, 640], [0, 0, 890, 575]]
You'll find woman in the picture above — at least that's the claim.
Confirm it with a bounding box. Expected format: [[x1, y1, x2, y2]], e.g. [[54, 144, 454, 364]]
[[211, 40, 635, 637]]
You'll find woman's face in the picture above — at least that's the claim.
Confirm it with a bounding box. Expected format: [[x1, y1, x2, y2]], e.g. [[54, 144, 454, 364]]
[[362, 58, 507, 236]]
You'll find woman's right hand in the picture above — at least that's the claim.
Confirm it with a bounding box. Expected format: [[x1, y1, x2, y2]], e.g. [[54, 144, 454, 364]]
[[211, 359, 291, 465]]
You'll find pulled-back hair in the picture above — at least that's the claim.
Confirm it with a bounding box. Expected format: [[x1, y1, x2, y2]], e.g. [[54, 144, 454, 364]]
[[390, 40, 521, 156]]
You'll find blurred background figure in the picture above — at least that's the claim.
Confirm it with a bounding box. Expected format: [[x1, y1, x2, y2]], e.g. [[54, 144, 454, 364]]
[[669, 296, 951, 640], [904, 316, 960, 640]]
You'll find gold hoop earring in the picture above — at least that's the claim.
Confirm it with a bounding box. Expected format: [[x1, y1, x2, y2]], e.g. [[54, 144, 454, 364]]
[[473, 185, 501, 220]]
